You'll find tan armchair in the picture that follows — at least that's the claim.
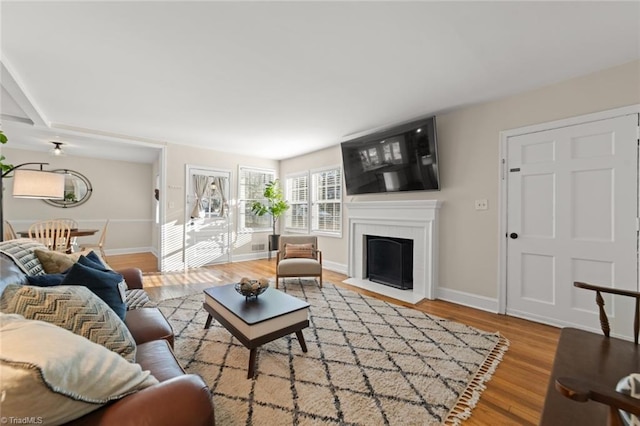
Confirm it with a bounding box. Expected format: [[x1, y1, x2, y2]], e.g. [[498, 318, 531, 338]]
[[275, 235, 322, 289]]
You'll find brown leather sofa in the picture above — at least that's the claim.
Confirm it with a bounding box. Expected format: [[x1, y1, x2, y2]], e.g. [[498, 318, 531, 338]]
[[0, 252, 215, 425]]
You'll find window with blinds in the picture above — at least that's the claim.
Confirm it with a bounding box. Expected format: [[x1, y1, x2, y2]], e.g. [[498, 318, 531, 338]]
[[312, 167, 342, 235], [238, 167, 275, 231], [285, 173, 309, 232]]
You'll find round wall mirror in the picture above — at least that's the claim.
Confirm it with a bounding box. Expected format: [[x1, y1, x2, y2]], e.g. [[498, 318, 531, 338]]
[[43, 169, 93, 208]]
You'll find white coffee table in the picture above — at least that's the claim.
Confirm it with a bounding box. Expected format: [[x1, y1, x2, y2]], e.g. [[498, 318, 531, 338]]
[[203, 284, 310, 378]]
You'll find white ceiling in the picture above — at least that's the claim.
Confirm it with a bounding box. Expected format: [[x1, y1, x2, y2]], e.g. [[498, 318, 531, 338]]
[[1, 1, 639, 162]]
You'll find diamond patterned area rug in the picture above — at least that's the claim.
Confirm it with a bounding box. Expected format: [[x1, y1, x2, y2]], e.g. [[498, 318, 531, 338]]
[[157, 281, 509, 425]]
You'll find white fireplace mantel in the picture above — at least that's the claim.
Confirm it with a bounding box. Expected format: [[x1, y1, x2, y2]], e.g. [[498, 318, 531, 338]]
[[344, 200, 442, 304]]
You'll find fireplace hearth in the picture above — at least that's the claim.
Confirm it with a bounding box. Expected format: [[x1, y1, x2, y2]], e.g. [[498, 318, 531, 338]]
[[366, 235, 413, 289]]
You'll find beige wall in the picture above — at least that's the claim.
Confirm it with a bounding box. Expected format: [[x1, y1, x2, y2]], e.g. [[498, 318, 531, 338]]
[[161, 143, 280, 270], [281, 59, 640, 301], [3, 148, 154, 252]]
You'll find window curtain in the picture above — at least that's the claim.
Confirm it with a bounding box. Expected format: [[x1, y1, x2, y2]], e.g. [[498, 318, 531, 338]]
[[190, 174, 209, 218], [212, 176, 228, 218]]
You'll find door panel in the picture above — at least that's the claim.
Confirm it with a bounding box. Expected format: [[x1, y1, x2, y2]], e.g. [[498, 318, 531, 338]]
[[506, 114, 638, 338]]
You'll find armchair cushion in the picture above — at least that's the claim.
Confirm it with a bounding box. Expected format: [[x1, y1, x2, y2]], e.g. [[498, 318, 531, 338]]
[[284, 243, 315, 259], [0, 313, 157, 425], [277, 258, 322, 275]]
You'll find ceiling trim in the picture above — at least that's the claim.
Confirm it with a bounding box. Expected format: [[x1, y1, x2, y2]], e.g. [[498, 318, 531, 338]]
[[51, 123, 169, 148], [0, 58, 48, 127]]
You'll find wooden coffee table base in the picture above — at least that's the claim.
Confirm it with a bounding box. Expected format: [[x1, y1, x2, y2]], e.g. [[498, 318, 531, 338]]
[[203, 300, 309, 379]]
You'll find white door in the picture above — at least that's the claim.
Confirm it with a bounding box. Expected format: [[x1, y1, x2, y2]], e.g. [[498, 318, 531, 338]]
[[506, 114, 638, 338], [186, 167, 231, 268]]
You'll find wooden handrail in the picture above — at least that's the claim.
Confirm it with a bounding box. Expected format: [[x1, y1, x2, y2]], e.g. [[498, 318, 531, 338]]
[[574, 282, 640, 344], [575, 282, 640, 299]]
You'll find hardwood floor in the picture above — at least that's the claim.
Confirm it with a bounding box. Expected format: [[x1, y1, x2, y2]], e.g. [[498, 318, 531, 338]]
[[109, 252, 559, 425]]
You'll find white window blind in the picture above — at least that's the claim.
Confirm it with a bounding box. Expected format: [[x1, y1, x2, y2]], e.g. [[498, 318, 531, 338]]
[[312, 167, 342, 235], [285, 173, 309, 231], [238, 167, 275, 231]]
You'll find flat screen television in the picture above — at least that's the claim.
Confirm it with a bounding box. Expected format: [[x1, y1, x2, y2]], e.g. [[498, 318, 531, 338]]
[[340, 116, 440, 195]]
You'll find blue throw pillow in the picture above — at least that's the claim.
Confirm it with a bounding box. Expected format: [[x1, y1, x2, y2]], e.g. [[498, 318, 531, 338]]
[[26, 274, 66, 287], [85, 251, 107, 268], [78, 254, 110, 272], [60, 262, 126, 320]]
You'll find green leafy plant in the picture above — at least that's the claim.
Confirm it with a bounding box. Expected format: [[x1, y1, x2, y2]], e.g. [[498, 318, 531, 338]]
[[250, 179, 290, 235], [0, 130, 13, 175]]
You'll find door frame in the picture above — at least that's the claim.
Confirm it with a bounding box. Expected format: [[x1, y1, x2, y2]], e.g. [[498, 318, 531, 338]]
[[184, 164, 233, 269], [497, 104, 640, 314]]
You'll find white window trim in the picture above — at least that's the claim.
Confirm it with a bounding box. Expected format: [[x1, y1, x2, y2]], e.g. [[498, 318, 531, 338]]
[[310, 165, 343, 238], [237, 165, 276, 233], [284, 171, 310, 234]]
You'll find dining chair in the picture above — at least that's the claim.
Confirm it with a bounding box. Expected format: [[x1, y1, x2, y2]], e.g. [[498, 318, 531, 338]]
[[80, 219, 109, 259], [3, 220, 18, 240], [28, 220, 72, 252], [54, 218, 79, 229], [54, 218, 79, 251]]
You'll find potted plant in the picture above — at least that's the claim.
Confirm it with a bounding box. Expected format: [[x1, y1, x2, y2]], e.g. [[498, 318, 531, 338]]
[[0, 130, 12, 174], [250, 179, 289, 254]]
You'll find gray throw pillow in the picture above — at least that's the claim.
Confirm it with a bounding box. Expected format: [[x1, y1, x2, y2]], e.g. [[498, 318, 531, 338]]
[[0, 285, 136, 361]]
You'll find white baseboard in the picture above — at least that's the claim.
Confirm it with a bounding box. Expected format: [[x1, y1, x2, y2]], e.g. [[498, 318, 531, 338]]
[[436, 287, 499, 313], [104, 247, 154, 256], [231, 251, 273, 262], [323, 260, 347, 275]]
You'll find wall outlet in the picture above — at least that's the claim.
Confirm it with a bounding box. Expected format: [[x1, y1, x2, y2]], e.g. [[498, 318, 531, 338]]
[[475, 199, 488, 210]]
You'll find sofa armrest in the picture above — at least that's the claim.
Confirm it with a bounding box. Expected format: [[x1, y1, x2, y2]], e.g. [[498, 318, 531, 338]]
[[117, 268, 144, 290], [67, 375, 214, 426], [126, 311, 175, 348]]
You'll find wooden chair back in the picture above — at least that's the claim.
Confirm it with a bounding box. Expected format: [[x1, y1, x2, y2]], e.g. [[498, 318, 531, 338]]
[[28, 220, 72, 252], [80, 219, 109, 259], [573, 281, 640, 344], [54, 218, 79, 250], [53, 218, 79, 229], [97, 219, 109, 247], [278, 235, 319, 260], [3, 220, 17, 240]]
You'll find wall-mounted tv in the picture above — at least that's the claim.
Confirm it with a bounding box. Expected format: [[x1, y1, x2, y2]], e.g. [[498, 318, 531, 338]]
[[340, 116, 440, 195]]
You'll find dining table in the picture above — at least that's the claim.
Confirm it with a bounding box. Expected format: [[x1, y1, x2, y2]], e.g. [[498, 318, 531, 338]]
[[17, 228, 99, 252]]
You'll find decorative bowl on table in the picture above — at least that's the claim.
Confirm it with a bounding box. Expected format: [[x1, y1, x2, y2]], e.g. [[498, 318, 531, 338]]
[[235, 277, 269, 300]]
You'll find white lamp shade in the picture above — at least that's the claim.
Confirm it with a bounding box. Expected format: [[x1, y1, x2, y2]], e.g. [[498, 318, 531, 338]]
[[12, 169, 65, 199]]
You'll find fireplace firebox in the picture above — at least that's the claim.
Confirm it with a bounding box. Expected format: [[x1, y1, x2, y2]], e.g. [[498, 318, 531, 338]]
[[366, 235, 413, 290]]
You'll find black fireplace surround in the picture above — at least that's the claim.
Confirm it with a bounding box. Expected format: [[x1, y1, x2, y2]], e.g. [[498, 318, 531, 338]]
[[366, 235, 413, 290]]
